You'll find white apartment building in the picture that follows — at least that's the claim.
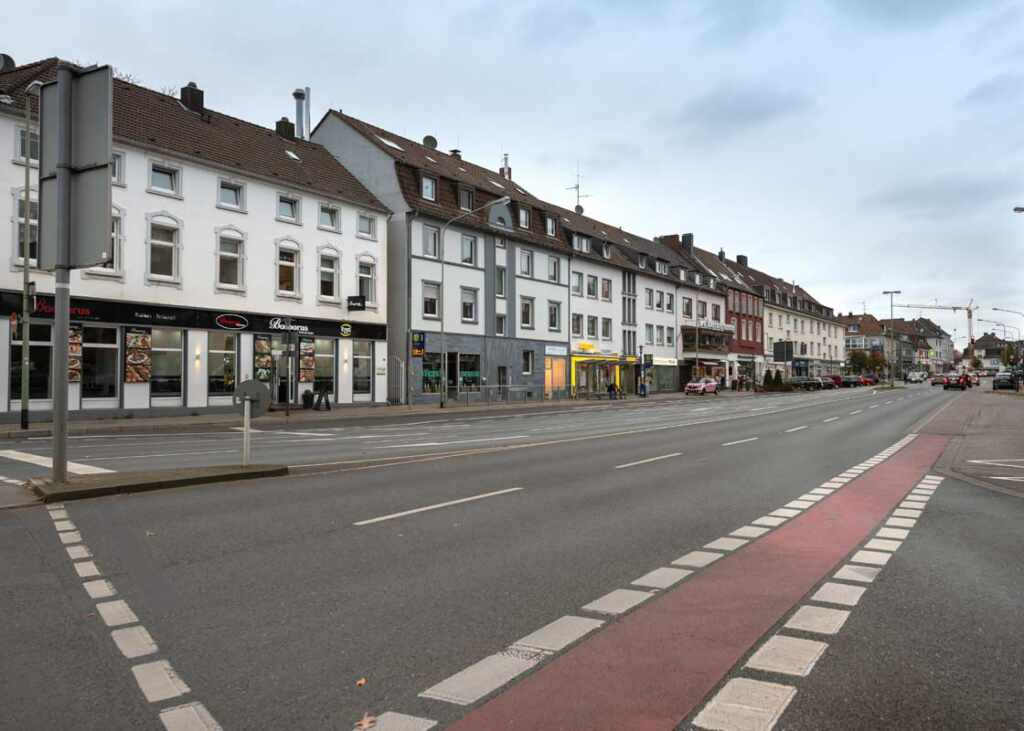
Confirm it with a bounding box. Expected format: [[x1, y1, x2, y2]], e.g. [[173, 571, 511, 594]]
[[0, 58, 390, 418]]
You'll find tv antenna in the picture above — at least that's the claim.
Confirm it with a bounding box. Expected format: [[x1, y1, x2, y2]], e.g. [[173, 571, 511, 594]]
[[566, 161, 591, 213]]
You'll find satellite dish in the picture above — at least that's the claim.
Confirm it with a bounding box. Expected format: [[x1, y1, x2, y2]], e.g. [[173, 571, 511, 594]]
[[423, 135, 438, 149], [574, 204, 584, 214]]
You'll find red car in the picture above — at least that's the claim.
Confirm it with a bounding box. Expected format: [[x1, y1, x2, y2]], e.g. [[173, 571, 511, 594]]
[[823, 374, 842, 387], [685, 377, 719, 395], [858, 375, 874, 386]]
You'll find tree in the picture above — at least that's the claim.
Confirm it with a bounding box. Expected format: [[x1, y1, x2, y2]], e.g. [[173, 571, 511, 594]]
[[848, 350, 868, 374], [1003, 344, 1018, 367], [971, 356, 982, 370], [867, 351, 887, 374]]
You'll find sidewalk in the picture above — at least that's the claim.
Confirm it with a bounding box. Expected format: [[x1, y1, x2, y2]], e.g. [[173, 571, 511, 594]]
[[0, 388, 767, 440], [926, 386, 1024, 496]]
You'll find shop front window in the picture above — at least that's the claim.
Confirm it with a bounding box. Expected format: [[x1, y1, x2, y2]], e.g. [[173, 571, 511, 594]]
[[151, 328, 183, 397], [315, 338, 335, 394], [10, 323, 52, 400], [353, 340, 372, 394], [422, 352, 442, 394], [459, 353, 481, 392], [208, 331, 237, 395], [81, 326, 118, 398]]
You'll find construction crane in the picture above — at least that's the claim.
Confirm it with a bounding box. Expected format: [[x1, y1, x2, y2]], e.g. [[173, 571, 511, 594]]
[[894, 300, 978, 352]]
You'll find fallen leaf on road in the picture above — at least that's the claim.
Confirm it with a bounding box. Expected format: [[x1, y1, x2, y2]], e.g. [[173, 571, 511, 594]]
[[353, 712, 376, 730], [355, 677, 367, 687], [145, 530, 156, 537]]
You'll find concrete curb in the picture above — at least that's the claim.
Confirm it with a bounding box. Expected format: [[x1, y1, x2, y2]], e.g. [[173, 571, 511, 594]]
[[29, 465, 289, 503]]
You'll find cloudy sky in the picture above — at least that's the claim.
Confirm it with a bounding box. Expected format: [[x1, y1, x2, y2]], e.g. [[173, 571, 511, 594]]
[[8, 0, 1024, 341]]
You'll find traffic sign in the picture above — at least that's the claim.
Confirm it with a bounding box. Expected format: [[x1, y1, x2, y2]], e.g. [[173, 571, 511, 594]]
[[233, 379, 270, 418]]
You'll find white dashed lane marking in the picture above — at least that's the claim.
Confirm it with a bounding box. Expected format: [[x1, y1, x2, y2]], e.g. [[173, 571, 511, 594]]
[[722, 437, 759, 446], [614, 452, 682, 469], [822, 417, 839, 423], [785, 425, 808, 433], [352, 487, 523, 526]]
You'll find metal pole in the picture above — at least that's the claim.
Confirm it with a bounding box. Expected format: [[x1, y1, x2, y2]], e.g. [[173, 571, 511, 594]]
[[890, 293, 895, 387], [242, 397, 251, 466], [20, 84, 34, 430], [52, 65, 73, 484], [440, 223, 446, 408]]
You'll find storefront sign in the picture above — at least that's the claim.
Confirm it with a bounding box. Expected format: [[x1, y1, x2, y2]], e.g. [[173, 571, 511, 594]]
[[124, 328, 152, 384], [652, 356, 677, 366], [215, 313, 249, 331], [411, 331, 426, 357], [339, 323, 353, 337], [68, 326, 82, 383], [268, 317, 311, 333], [347, 296, 366, 311], [545, 345, 568, 356]]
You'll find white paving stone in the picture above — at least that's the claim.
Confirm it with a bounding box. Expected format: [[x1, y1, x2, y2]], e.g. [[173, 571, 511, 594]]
[[820, 481, 844, 489], [811, 582, 866, 607], [900, 500, 927, 509], [833, 564, 881, 583], [745, 634, 829, 677], [112, 625, 159, 659], [785, 605, 850, 635], [74, 561, 100, 578], [53, 520, 76, 532], [893, 508, 923, 519], [705, 537, 749, 552], [672, 550, 724, 568], [581, 588, 653, 616], [159, 702, 223, 731], [420, 647, 546, 705], [693, 677, 796, 731], [514, 615, 603, 653], [785, 500, 815, 510], [632, 566, 692, 590], [875, 527, 910, 540], [731, 525, 771, 539], [886, 516, 916, 528], [48, 509, 69, 520], [851, 549, 891, 566], [864, 538, 902, 552], [810, 488, 835, 496], [797, 494, 824, 502], [771, 508, 801, 518], [132, 660, 190, 703], [96, 599, 139, 627], [83, 579, 116, 599], [752, 515, 787, 527], [58, 531, 82, 545]]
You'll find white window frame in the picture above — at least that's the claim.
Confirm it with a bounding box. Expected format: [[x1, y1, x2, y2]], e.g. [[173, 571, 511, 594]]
[[666, 293, 674, 313], [520, 249, 533, 277], [83, 204, 125, 278], [571, 313, 583, 337], [461, 234, 477, 265], [645, 288, 654, 309], [147, 159, 183, 199], [548, 300, 561, 332], [601, 317, 612, 341], [495, 313, 507, 336], [111, 150, 126, 187], [317, 245, 341, 302], [318, 202, 341, 232], [518, 207, 531, 229], [145, 212, 183, 285], [496, 266, 506, 298], [667, 327, 674, 346], [656, 325, 665, 346], [522, 350, 534, 375], [357, 212, 377, 240], [645, 324, 654, 345], [571, 271, 583, 296], [422, 280, 441, 319], [572, 234, 590, 253], [587, 316, 598, 339], [545, 215, 556, 237], [14, 124, 39, 166], [11, 187, 38, 270], [421, 175, 437, 201], [586, 275, 598, 299], [520, 296, 535, 330], [548, 256, 560, 283], [276, 192, 301, 225], [638, 256, 647, 270], [600, 278, 612, 301], [357, 254, 377, 305], [214, 225, 246, 292], [458, 187, 474, 211], [217, 178, 247, 213], [460, 287, 479, 323], [422, 224, 440, 258], [656, 260, 668, 275], [275, 238, 302, 298]]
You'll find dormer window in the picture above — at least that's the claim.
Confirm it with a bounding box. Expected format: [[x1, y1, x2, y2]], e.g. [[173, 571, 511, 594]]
[[518, 207, 531, 229], [458, 187, 473, 211], [679, 270, 686, 281], [638, 256, 647, 270], [602, 243, 611, 259], [545, 215, 556, 237], [655, 260, 668, 275], [421, 175, 437, 201], [572, 234, 590, 253]]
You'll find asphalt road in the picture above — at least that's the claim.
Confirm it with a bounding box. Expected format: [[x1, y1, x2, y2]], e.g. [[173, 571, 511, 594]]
[[2, 384, 1020, 730]]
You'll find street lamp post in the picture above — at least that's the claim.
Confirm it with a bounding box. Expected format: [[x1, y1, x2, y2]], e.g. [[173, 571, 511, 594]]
[[882, 290, 901, 387], [438, 196, 511, 408], [20, 81, 42, 430]]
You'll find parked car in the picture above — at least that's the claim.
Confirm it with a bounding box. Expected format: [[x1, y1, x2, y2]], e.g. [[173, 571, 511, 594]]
[[858, 375, 875, 386], [944, 373, 966, 391], [907, 372, 926, 383], [930, 373, 946, 387], [818, 376, 837, 389], [788, 376, 821, 391], [993, 372, 1016, 390], [841, 375, 862, 387], [823, 374, 843, 387], [685, 377, 719, 395]]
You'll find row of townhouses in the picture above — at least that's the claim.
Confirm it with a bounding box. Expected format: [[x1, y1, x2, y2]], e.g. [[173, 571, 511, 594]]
[[0, 55, 849, 417], [837, 314, 954, 374]]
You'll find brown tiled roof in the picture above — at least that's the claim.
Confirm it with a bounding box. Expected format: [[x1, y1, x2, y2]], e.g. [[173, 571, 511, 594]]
[[0, 58, 388, 212], [329, 110, 720, 293], [690, 248, 758, 295], [837, 313, 884, 337]]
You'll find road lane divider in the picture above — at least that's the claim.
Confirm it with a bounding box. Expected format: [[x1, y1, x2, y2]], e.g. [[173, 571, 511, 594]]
[[722, 437, 759, 447], [784, 426, 808, 433], [353, 487, 523, 526], [822, 417, 839, 423], [614, 452, 682, 469]]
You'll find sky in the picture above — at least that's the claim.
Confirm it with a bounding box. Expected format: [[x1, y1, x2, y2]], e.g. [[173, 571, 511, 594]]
[[7, 0, 1024, 342]]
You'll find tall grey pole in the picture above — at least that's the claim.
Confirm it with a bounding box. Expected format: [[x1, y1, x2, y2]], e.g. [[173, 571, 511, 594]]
[[51, 65, 73, 484], [21, 83, 35, 430], [439, 223, 447, 408]]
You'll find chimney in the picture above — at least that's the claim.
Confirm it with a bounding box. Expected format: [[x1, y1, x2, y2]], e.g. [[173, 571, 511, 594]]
[[275, 116, 295, 140], [736, 254, 748, 267], [180, 81, 204, 114], [654, 234, 680, 249], [293, 88, 306, 140], [500, 153, 512, 180], [681, 233, 694, 256], [718, 248, 726, 262], [450, 149, 462, 159], [574, 204, 584, 214], [0, 54, 16, 73], [304, 86, 311, 139]]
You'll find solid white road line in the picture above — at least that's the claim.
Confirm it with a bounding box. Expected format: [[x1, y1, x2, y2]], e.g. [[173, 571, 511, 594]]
[[869, 404, 879, 409], [722, 437, 759, 446], [614, 452, 682, 469], [374, 435, 529, 449], [0, 449, 113, 474], [822, 417, 839, 423], [785, 425, 808, 433], [353, 487, 523, 526]]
